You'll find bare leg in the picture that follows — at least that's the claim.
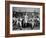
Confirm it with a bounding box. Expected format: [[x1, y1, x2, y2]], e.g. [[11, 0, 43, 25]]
[[20, 22, 22, 30]]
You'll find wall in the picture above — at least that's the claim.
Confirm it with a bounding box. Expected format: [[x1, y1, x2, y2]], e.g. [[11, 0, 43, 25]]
[[0, 0, 46, 38]]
